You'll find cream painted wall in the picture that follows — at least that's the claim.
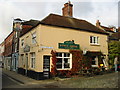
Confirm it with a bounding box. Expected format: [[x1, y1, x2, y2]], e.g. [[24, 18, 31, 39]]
[[40, 25, 108, 54], [19, 24, 108, 72]]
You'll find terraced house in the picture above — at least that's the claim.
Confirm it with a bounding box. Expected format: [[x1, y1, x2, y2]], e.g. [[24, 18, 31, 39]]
[[18, 1, 109, 80]]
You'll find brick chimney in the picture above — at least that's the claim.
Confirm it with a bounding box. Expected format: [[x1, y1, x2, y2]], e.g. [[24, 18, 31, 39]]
[[62, 1, 73, 17], [96, 20, 101, 28]]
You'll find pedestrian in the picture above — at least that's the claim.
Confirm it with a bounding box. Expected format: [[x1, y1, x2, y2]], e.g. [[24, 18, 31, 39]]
[[114, 56, 118, 72]]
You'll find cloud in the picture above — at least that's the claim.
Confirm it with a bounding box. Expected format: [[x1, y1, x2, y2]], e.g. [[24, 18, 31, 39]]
[[118, 1, 120, 27], [91, 2, 118, 26], [0, 0, 118, 43], [73, 2, 94, 17], [0, 2, 14, 43]]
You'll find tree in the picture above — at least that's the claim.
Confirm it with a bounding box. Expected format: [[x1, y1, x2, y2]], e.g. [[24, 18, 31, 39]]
[[108, 41, 120, 68]]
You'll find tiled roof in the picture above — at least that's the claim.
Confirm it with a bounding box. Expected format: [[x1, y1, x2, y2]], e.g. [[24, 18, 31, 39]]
[[40, 14, 108, 35], [20, 20, 40, 37], [20, 25, 33, 37], [101, 26, 114, 33], [22, 20, 39, 26], [20, 14, 109, 37]]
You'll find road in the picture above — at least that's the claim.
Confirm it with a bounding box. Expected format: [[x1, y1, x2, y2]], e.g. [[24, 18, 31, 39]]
[[2, 68, 119, 88], [2, 73, 23, 88], [2, 73, 59, 88]]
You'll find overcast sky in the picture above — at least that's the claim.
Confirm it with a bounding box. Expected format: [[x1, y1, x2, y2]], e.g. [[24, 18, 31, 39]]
[[0, 0, 119, 43]]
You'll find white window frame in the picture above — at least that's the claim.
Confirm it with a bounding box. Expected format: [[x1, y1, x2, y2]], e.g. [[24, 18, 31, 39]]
[[56, 52, 72, 70], [32, 32, 36, 44], [90, 36, 99, 45], [30, 52, 35, 69], [91, 56, 98, 67]]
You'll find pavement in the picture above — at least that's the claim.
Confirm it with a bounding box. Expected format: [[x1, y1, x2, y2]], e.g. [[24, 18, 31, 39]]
[[2, 68, 56, 85], [2, 68, 119, 88]]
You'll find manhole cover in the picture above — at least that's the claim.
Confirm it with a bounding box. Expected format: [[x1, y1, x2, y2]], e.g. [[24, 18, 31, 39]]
[[44, 85, 59, 88]]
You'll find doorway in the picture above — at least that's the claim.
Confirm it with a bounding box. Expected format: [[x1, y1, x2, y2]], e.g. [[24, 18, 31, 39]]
[[43, 56, 50, 79]]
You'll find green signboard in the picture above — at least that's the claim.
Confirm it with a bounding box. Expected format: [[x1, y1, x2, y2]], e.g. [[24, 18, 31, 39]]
[[59, 41, 80, 50]]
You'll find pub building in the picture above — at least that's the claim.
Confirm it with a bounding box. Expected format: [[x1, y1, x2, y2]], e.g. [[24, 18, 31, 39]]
[[18, 1, 109, 80]]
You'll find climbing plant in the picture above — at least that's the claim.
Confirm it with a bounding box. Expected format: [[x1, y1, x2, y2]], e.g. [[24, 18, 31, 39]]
[[51, 50, 57, 77], [69, 50, 83, 75]]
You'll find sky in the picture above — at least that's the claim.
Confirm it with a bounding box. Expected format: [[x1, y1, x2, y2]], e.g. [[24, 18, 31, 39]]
[[0, 0, 119, 44]]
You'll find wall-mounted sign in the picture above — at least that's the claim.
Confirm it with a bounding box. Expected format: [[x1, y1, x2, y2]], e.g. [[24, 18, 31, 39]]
[[24, 45, 30, 52], [59, 40, 80, 50]]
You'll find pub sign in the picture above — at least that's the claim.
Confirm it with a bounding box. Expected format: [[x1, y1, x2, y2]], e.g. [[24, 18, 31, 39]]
[[58, 40, 80, 50]]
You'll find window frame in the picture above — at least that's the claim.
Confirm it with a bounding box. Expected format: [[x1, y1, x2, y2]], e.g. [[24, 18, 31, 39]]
[[30, 52, 35, 69], [32, 32, 36, 44], [21, 54, 24, 66], [91, 56, 98, 67], [21, 39, 24, 47], [90, 36, 99, 45], [56, 52, 72, 70]]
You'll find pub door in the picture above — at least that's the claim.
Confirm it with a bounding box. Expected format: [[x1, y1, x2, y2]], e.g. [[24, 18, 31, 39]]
[[43, 56, 50, 79]]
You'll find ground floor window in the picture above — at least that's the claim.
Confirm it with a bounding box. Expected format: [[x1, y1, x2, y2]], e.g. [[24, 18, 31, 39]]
[[91, 56, 98, 67], [30, 52, 35, 68], [56, 52, 72, 70]]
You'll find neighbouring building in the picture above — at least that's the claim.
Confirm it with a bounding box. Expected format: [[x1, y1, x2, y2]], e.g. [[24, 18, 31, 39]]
[[0, 41, 4, 67], [11, 18, 23, 72], [110, 32, 120, 41], [18, 1, 109, 80], [96, 20, 117, 36], [12, 18, 39, 72], [109, 27, 120, 41], [4, 31, 15, 70]]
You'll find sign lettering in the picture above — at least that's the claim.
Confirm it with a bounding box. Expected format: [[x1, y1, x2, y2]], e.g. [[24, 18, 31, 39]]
[[59, 41, 80, 50]]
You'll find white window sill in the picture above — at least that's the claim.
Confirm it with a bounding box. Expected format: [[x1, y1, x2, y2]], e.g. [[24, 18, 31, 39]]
[[90, 43, 100, 46]]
